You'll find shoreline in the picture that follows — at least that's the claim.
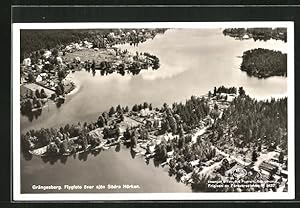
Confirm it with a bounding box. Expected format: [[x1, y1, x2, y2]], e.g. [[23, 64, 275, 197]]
[[20, 28, 164, 113], [22, 88, 288, 193], [64, 72, 81, 96], [24, 90, 231, 156]]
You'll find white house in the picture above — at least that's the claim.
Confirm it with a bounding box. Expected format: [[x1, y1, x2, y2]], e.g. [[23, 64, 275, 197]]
[[109, 32, 115, 38], [36, 75, 42, 82], [65, 45, 72, 51], [87, 44, 93, 49], [243, 34, 250, 39], [40, 73, 48, 78], [22, 58, 31, 66], [140, 108, 151, 117], [43, 51, 52, 59]]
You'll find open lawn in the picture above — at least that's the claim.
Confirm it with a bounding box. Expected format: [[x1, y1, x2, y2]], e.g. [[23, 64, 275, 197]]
[[63, 48, 119, 63]]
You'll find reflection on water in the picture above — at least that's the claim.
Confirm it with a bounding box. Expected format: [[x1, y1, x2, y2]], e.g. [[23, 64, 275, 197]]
[[24, 148, 100, 169], [21, 58, 159, 121], [22, 144, 192, 193], [21, 99, 66, 122], [22, 141, 205, 193], [21, 108, 43, 122]]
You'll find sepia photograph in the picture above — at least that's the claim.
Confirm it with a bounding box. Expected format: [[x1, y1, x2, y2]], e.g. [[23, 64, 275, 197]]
[[12, 22, 294, 201]]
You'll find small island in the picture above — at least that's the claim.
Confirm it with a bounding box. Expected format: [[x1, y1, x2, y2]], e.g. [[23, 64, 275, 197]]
[[21, 86, 288, 192], [240, 48, 287, 78], [222, 28, 288, 78]]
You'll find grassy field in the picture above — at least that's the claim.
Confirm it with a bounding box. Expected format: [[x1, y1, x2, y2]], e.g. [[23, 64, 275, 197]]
[[63, 48, 119, 63]]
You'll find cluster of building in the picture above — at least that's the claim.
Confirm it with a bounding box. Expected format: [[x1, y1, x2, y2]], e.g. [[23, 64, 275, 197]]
[[104, 28, 166, 46], [20, 51, 70, 98]]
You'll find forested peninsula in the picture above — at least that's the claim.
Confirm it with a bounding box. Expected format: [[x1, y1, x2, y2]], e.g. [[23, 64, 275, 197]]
[[21, 87, 288, 192]]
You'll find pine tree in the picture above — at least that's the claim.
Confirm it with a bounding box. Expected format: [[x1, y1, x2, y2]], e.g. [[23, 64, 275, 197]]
[[109, 107, 115, 117]]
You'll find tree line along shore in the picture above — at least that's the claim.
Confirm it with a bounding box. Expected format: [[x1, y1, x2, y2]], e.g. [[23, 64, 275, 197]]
[[21, 86, 288, 193], [21, 28, 168, 60], [223, 28, 287, 78], [20, 29, 165, 119], [222, 28, 287, 42]]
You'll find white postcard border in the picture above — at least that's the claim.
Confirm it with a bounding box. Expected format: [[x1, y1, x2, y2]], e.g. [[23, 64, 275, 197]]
[[12, 21, 295, 201]]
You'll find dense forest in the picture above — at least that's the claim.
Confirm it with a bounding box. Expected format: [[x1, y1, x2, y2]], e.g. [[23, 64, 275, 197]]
[[20, 30, 107, 59], [20, 29, 168, 60], [209, 95, 287, 151], [171, 96, 210, 129], [152, 91, 287, 190], [240, 48, 287, 78], [223, 27, 287, 42]]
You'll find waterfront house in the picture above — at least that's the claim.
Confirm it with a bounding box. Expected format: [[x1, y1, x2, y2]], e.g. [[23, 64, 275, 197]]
[[243, 34, 250, 39]]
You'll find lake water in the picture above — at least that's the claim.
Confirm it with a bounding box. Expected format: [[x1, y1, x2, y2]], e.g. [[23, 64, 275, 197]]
[[22, 145, 191, 193], [20, 28, 287, 193]]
